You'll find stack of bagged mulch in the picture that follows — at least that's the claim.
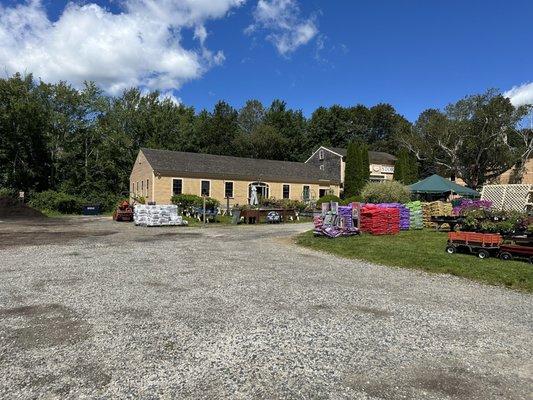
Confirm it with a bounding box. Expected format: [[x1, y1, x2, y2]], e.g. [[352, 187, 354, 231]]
[[134, 205, 187, 227], [314, 202, 359, 238], [338, 205, 354, 229], [377, 203, 410, 230], [386, 207, 400, 234], [361, 204, 389, 235], [422, 201, 453, 228], [398, 204, 410, 230], [405, 201, 423, 229]]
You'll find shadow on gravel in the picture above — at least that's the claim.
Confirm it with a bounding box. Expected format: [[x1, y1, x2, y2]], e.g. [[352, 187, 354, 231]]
[[0, 231, 117, 249], [133, 231, 202, 243], [345, 363, 508, 399], [33, 277, 82, 291], [24, 362, 111, 395], [0, 304, 90, 349]]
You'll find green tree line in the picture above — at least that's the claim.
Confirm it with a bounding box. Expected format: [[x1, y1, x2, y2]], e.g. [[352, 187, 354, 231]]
[[1, 73, 530, 207]]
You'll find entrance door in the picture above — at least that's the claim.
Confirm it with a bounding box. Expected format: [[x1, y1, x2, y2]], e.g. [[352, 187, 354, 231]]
[[249, 182, 269, 203]]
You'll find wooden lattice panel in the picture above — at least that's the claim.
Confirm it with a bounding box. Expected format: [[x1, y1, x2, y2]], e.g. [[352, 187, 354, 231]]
[[481, 184, 532, 211]]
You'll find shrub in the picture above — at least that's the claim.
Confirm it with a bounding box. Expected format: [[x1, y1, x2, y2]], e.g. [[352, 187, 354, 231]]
[[0, 187, 17, 198], [316, 194, 341, 208], [204, 197, 220, 209], [279, 198, 307, 212], [171, 194, 203, 209], [29, 190, 86, 214], [85, 192, 123, 212], [341, 195, 363, 205], [361, 181, 411, 204], [260, 197, 282, 208], [171, 194, 219, 210]]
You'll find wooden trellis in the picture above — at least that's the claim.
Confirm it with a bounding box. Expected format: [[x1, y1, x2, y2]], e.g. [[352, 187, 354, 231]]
[[480, 184, 532, 211]]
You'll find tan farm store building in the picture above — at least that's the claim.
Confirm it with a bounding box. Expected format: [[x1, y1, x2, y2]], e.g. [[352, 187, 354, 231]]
[[130, 148, 341, 206]]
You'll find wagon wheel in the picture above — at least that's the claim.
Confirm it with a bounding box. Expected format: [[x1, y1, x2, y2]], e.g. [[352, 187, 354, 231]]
[[445, 245, 456, 254], [499, 252, 512, 261], [478, 249, 489, 259]]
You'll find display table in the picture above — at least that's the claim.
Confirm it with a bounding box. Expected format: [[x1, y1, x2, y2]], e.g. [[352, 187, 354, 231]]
[[430, 216, 464, 231]]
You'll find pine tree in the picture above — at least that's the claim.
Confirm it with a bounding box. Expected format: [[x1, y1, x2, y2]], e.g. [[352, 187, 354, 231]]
[[406, 153, 419, 184], [394, 149, 407, 183], [394, 149, 419, 184], [344, 142, 359, 197], [361, 143, 370, 184]]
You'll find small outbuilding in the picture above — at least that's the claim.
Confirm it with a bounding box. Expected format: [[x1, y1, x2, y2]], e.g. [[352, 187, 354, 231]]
[[409, 174, 480, 200]]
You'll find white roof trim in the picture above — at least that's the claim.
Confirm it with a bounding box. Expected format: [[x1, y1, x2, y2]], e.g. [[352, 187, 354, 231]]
[[305, 146, 344, 163]]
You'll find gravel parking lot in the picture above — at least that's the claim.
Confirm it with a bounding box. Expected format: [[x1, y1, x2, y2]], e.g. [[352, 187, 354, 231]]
[[0, 217, 532, 399]]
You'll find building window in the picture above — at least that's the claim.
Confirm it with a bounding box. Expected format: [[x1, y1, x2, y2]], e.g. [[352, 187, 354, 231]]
[[136, 182, 139, 193], [283, 184, 290, 199], [141, 180, 144, 195], [319, 188, 327, 198], [225, 182, 234, 198], [303, 185, 310, 201], [147, 179, 149, 193], [201, 180, 210, 197], [172, 179, 182, 195], [318, 149, 324, 160]]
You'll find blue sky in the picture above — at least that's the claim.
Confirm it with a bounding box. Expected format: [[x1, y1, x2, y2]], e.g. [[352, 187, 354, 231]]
[[1, 0, 532, 121]]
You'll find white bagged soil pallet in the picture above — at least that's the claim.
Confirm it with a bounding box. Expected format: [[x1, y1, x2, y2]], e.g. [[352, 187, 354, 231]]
[[134, 205, 188, 227]]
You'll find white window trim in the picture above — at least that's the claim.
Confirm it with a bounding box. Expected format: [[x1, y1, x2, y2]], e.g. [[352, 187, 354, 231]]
[[319, 149, 324, 160], [224, 181, 234, 199], [171, 178, 184, 196], [282, 183, 291, 199]]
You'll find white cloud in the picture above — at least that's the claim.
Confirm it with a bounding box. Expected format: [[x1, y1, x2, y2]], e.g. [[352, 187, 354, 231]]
[[158, 90, 182, 105], [247, 0, 318, 55], [0, 0, 244, 95], [504, 82, 533, 107]]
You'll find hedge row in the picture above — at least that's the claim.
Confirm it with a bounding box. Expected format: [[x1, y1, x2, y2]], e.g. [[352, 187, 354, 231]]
[[27, 190, 122, 214]]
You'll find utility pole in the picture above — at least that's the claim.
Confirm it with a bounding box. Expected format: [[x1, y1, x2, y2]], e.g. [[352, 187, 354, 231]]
[[203, 195, 206, 226]]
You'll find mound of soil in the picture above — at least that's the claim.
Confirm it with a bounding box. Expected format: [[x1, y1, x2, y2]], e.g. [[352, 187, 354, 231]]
[[0, 197, 46, 219]]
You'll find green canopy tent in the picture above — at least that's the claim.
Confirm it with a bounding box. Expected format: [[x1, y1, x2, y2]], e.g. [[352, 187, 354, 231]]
[[409, 174, 480, 199]]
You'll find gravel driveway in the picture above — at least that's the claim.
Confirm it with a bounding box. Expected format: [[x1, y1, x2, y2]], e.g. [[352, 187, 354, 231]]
[[0, 217, 531, 399]]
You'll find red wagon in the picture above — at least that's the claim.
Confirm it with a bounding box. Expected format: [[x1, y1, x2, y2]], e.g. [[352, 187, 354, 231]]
[[499, 244, 533, 263], [446, 232, 503, 259]]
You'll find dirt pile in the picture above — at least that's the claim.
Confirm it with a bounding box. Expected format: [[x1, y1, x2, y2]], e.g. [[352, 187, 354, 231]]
[[0, 197, 46, 219]]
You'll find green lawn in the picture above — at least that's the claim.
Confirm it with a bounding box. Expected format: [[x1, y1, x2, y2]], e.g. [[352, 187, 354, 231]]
[[296, 230, 533, 292]]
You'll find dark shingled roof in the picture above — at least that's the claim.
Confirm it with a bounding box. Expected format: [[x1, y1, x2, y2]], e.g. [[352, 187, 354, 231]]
[[324, 147, 397, 165], [141, 148, 339, 184]]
